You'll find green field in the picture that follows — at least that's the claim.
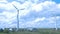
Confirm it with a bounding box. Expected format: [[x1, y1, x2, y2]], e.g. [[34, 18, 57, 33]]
[[0, 28, 60, 34]]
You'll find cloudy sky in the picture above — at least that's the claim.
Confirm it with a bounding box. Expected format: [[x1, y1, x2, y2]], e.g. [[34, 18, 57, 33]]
[[0, 0, 60, 28]]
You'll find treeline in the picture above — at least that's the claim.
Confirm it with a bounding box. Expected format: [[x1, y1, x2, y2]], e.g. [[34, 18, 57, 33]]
[[1, 28, 60, 33], [0, 28, 9, 33], [0, 28, 38, 33]]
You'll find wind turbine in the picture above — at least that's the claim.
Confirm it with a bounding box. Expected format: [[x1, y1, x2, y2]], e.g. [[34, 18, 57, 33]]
[[52, 14, 57, 30], [12, 4, 25, 31], [55, 17, 57, 30], [55, 13, 60, 30], [12, 4, 19, 31]]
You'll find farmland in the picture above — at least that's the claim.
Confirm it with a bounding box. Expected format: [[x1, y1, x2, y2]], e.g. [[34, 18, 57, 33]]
[[0, 28, 60, 34]]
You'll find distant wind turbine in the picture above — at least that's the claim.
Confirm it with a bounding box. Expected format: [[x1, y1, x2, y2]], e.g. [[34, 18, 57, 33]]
[[55, 14, 60, 30], [12, 4, 25, 31]]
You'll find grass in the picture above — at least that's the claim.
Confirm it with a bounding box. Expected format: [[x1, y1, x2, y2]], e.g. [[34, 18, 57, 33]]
[[0, 28, 60, 34]]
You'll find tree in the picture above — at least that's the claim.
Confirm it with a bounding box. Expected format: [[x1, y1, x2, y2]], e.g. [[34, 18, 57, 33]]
[[12, 28, 17, 32], [3, 28, 9, 33], [0, 28, 4, 32]]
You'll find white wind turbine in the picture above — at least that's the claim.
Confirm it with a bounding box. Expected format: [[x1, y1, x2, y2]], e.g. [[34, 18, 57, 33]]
[[12, 4, 25, 31]]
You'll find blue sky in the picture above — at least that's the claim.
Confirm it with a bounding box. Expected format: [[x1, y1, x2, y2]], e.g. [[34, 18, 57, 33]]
[[52, 0, 60, 3], [0, 0, 60, 28]]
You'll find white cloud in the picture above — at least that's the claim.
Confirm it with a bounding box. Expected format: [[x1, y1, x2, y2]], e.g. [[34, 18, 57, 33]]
[[0, 3, 15, 10], [56, 16, 60, 19], [25, 17, 45, 27], [0, 11, 16, 19], [32, 3, 43, 12], [0, 11, 17, 25], [57, 4, 60, 9], [0, 3, 6, 8], [9, 24, 17, 28], [32, 1, 56, 12], [46, 17, 56, 23], [19, 17, 57, 28], [0, 0, 8, 3], [32, 17, 45, 23]]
